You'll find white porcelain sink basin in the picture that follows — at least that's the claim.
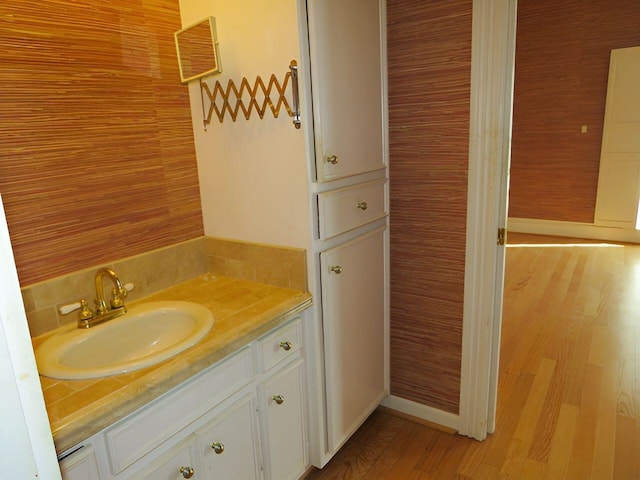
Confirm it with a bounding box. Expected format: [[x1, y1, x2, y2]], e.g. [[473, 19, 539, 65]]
[[36, 301, 214, 380]]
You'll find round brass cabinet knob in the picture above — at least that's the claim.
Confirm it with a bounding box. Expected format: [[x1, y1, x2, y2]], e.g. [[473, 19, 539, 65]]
[[326, 154, 339, 164], [211, 442, 225, 454], [179, 466, 195, 478], [279, 341, 293, 351], [272, 394, 285, 405], [329, 265, 343, 274], [356, 201, 368, 210]]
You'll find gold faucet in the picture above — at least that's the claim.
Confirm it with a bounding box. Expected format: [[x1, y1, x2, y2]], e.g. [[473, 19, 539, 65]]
[[77, 268, 128, 328]]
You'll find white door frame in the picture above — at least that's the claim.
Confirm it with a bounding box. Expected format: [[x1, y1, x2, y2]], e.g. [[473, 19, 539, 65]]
[[458, 0, 518, 440], [0, 195, 62, 479]]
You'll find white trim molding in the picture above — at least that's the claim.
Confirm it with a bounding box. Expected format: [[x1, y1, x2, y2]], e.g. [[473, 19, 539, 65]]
[[0, 195, 62, 479], [459, 0, 517, 441], [509, 217, 640, 244], [381, 395, 460, 432]]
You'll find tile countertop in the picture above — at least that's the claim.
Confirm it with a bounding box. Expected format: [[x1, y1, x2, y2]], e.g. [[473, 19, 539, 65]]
[[34, 273, 313, 455]]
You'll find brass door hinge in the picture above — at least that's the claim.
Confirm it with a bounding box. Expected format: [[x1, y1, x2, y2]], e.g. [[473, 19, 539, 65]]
[[497, 227, 507, 246]]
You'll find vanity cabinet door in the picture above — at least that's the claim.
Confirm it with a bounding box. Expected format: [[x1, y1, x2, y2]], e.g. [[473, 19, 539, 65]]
[[195, 394, 261, 480], [320, 227, 386, 452], [135, 438, 199, 480], [59, 446, 100, 480], [259, 359, 307, 480]]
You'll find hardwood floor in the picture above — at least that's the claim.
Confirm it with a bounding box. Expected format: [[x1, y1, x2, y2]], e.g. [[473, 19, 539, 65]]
[[307, 234, 640, 479]]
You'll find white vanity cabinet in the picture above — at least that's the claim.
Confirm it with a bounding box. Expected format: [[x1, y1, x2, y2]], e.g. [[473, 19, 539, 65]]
[[59, 316, 308, 480], [255, 318, 308, 480], [129, 391, 261, 480]]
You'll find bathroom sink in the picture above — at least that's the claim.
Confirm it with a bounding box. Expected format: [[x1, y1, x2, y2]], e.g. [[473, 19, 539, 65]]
[[35, 301, 214, 380]]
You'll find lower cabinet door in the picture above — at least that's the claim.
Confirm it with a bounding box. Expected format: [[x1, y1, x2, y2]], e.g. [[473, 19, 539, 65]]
[[260, 360, 307, 480], [59, 446, 100, 480], [320, 227, 386, 452], [196, 394, 261, 480], [136, 438, 199, 480]]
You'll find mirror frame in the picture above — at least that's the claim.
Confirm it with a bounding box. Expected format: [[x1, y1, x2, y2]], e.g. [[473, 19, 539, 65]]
[[174, 17, 222, 83]]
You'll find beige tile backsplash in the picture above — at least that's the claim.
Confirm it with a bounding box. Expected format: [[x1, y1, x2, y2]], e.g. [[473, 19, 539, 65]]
[[204, 237, 307, 292], [22, 236, 307, 337]]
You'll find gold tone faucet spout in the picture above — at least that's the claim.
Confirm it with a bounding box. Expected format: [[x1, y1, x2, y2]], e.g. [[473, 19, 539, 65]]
[[94, 267, 126, 315], [76, 267, 128, 328]]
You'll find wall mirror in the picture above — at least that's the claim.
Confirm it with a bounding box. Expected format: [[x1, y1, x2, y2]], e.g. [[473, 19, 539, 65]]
[[175, 17, 222, 83]]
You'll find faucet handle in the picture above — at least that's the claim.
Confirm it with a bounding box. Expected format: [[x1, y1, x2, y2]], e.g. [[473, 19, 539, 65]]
[[79, 300, 94, 321], [58, 299, 94, 321], [110, 287, 126, 309], [59, 301, 82, 315]]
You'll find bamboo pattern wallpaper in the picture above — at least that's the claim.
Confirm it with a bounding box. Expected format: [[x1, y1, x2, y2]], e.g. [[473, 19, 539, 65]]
[[0, 0, 203, 286], [387, 0, 472, 414]]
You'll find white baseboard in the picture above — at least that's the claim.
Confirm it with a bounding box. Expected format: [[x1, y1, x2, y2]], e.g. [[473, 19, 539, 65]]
[[508, 217, 640, 244], [380, 395, 460, 431]]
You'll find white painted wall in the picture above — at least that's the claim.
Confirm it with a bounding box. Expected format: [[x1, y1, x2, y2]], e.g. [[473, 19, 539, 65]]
[[178, 0, 311, 249]]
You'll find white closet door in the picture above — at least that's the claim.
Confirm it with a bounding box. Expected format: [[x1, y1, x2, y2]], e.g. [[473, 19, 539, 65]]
[[594, 46, 640, 229], [320, 227, 386, 451], [307, 0, 386, 182]]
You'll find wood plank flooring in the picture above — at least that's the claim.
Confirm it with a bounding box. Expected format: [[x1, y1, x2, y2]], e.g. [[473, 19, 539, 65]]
[[307, 234, 640, 479]]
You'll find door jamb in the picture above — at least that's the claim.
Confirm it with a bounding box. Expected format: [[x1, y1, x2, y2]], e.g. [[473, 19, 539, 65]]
[[458, 0, 518, 441]]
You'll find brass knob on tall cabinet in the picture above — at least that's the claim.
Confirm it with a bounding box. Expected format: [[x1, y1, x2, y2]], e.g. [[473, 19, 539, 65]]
[[329, 265, 343, 274], [279, 341, 293, 351], [326, 155, 339, 164], [272, 394, 285, 405], [356, 201, 368, 210], [179, 466, 195, 478]]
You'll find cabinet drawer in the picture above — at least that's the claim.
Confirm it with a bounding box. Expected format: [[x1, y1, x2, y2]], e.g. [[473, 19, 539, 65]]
[[317, 180, 386, 239], [257, 318, 302, 373], [105, 347, 253, 475]]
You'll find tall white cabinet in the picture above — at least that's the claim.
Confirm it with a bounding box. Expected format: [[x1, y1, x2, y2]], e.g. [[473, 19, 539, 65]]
[[179, 0, 389, 469], [303, 0, 389, 462]]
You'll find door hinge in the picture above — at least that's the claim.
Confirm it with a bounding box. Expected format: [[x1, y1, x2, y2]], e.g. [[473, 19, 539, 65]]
[[497, 227, 507, 246]]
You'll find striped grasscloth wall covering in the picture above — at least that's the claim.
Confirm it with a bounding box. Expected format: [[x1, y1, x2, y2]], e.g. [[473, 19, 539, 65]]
[[0, 0, 203, 286], [510, 0, 640, 223], [387, 0, 472, 414]]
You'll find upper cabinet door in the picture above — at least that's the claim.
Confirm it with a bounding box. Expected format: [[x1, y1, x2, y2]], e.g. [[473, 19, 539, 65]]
[[307, 0, 386, 182]]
